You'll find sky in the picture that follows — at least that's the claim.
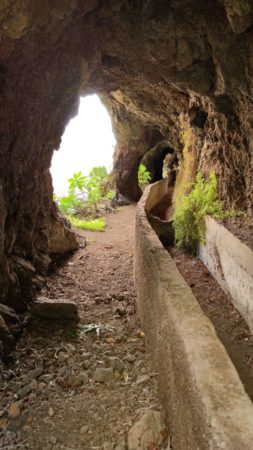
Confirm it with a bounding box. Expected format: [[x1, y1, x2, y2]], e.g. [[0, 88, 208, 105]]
[[50, 95, 116, 196]]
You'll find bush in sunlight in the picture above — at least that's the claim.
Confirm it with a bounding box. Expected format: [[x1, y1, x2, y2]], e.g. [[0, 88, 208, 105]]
[[55, 166, 116, 229], [68, 216, 106, 231]]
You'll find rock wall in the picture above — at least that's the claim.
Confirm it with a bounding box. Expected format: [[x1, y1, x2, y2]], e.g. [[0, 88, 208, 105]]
[[135, 179, 253, 450], [1, 1, 253, 305]]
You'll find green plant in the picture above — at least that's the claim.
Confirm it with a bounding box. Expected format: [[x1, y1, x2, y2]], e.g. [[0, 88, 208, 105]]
[[138, 163, 151, 188], [57, 167, 115, 214], [58, 192, 82, 215], [68, 216, 106, 231], [173, 170, 244, 254], [89, 166, 108, 180], [67, 171, 102, 212]]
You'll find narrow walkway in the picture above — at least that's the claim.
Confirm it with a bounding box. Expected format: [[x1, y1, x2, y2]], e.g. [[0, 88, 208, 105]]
[[0, 206, 164, 450]]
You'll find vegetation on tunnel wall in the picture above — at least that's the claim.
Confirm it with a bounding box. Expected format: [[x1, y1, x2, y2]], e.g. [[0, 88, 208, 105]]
[[138, 164, 151, 190], [173, 171, 245, 254]]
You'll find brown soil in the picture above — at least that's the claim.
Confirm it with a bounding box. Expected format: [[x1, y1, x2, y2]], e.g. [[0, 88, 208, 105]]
[[0, 206, 167, 450], [221, 215, 253, 251], [168, 246, 253, 402]]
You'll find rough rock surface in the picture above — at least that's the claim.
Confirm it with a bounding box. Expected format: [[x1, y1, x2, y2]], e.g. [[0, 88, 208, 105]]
[[0, 303, 21, 356], [1, 0, 253, 305]]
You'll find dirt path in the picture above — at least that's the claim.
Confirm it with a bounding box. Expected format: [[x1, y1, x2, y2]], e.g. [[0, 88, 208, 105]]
[[0, 206, 167, 450]]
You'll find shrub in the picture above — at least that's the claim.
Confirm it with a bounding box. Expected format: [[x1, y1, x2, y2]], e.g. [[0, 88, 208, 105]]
[[173, 170, 244, 254], [57, 167, 115, 216], [138, 163, 151, 188], [58, 192, 81, 215], [89, 166, 108, 180]]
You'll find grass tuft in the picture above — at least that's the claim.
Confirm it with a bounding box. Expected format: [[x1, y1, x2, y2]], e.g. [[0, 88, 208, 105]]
[[68, 216, 106, 231]]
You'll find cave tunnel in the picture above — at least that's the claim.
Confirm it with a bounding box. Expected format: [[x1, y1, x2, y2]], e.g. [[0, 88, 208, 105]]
[[141, 142, 178, 184], [0, 0, 253, 312]]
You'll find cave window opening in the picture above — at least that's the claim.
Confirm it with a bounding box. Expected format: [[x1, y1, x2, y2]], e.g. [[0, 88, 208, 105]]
[[50, 94, 116, 198]]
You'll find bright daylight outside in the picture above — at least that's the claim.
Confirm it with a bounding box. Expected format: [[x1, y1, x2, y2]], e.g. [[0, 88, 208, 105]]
[[50, 94, 116, 232]]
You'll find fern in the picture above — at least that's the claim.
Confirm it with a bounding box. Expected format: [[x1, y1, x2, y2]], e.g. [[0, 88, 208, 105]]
[[173, 170, 244, 254]]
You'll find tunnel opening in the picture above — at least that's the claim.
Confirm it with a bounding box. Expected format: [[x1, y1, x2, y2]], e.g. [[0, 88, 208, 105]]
[[141, 142, 178, 185], [49, 94, 118, 233], [50, 94, 115, 198]]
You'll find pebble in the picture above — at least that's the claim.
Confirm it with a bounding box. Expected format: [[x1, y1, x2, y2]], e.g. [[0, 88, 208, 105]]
[[22, 367, 43, 383], [104, 356, 125, 373], [80, 425, 89, 434], [67, 371, 89, 388], [17, 384, 32, 399], [136, 375, 150, 385], [48, 407, 55, 417], [8, 402, 21, 418], [28, 393, 37, 403], [94, 367, 114, 382], [82, 352, 91, 359], [128, 410, 167, 450], [82, 360, 91, 370], [125, 354, 135, 363], [58, 352, 69, 362]]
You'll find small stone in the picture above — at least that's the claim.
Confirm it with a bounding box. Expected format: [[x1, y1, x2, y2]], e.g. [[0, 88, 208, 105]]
[[67, 371, 89, 388], [65, 343, 76, 352], [136, 375, 150, 385], [8, 402, 21, 418], [22, 367, 43, 383], [48, 407, 55, 417], [82, 360, 91, 370], [80, 425, 89, 434], [17, 384, 32, 399], [128, 410, 167, 450], [31, 297, 78, 320], [104, 356, 125, 373], [30, 379, 38, 389], [28, 393, 37, 403], [125, 354, 135, 363], [58, 351, 69, 362], [82, 352, 91, 359], [0, 418, 7, 429], [94, 367, 114, 383]]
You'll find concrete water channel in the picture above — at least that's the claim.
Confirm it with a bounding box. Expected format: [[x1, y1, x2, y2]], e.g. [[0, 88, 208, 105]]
[[135, 178, 253, 450]]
